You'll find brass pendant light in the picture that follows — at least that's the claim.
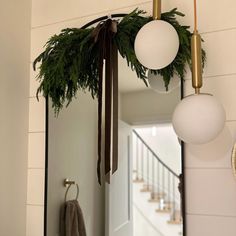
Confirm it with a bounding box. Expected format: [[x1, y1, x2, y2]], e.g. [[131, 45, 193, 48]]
[[172, 0, 226, 145]]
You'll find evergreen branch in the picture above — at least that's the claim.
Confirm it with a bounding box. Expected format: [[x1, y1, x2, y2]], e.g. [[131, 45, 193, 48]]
[[33, 8, 206, 114]]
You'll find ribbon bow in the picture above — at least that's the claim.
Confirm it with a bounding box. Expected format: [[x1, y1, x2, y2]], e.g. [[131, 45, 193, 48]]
[[92, 19, 119, 184]]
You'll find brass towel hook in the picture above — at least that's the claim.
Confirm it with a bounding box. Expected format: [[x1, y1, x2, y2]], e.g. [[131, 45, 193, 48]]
[[64, 178, 79, 202], [64, 178, 75, 187]]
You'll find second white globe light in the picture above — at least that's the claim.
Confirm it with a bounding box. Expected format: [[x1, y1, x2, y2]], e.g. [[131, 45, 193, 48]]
[[134, 20, 179, 70], [172, 94, 226, 144]]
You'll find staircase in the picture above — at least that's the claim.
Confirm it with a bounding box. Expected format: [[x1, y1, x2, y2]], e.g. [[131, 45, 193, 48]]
[[132, 130, 182, 235]]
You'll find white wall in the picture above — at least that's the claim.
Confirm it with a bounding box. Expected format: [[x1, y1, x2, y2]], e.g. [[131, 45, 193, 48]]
[[29, 0, 236, 235], [121, 88, 180, 125], [176, 0, 236, 235], [0, 0, 31, 235]]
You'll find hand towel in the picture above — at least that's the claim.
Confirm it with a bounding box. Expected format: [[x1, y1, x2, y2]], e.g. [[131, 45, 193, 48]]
[[60, 200, 87, 236]]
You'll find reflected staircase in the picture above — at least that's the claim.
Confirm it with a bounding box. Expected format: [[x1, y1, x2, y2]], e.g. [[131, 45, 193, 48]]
[[132, 130, 182, 228]]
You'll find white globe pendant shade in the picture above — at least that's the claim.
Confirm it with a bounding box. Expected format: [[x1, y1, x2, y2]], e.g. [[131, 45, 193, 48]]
[[172, 94, 226, 144], [134, 20, 179, 70], [148, 70, 180, 93]]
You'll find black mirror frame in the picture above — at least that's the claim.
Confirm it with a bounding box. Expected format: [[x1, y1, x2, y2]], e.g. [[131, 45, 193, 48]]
[[43, 15, 186, 236]]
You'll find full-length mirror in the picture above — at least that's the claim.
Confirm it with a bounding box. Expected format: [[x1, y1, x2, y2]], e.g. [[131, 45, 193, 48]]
[[46, 49, 184, 236]]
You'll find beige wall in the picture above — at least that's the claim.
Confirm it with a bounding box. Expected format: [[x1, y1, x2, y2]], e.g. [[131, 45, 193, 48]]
[[121, 89, 180, 125], [0, 0, 31, 235], [29, 0, 236, 235]]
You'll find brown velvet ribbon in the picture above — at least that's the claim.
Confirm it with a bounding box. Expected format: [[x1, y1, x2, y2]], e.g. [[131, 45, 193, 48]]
[[92, 19, 119, 184]]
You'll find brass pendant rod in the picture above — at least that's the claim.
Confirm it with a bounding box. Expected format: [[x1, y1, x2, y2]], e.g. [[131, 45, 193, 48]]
[[191, 0, 202, 94], [153, 0, 161, 20]]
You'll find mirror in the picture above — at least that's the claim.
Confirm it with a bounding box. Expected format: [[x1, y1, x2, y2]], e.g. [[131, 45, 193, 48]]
[[45, 50, 185, 236]]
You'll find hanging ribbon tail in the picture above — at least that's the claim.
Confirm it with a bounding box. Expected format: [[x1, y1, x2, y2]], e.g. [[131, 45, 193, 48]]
[[112, 43, 118, 174], [91, 22, 104, 43], [93, 22, 106, 185], [93, 19, 118, 185], [97, 58, 103, 185], [104, 27, 113, 183]]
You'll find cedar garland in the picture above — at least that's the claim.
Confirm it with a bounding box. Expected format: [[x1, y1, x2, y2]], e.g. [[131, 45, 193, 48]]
[[33, 8, 206, 114], [33, 8, 206, 183]]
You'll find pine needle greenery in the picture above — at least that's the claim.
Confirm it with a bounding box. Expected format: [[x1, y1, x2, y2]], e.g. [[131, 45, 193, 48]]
[[33, 8, 206, 114]]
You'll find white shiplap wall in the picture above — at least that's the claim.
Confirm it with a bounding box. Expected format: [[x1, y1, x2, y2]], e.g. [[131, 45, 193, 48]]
[[184, 28, 236, 236], [180, 1, 236, 235], [0, 0, 31, 235], [27, 73, 45, 236], [27, 0, 236, 235]]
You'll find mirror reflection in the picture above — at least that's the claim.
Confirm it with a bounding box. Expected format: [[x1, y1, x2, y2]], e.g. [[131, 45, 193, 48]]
[[132, 125, 182, 236], [47, 55, 183, 236]]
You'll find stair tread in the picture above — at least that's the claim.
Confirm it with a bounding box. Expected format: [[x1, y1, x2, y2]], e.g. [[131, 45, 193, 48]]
[[151, 192, 166, 196], [167, 219, 182, 225], [148, 198, 160, 203], [156, 208, 171, 213], [140, 188, 152, 192], [133, 179, 144, 183]]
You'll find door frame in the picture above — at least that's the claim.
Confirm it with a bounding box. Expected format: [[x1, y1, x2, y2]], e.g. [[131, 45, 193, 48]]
[[105, 121, 133, 236]]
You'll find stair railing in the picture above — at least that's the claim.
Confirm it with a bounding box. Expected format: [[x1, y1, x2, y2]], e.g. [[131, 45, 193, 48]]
[[133, 130, 181, 223]]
